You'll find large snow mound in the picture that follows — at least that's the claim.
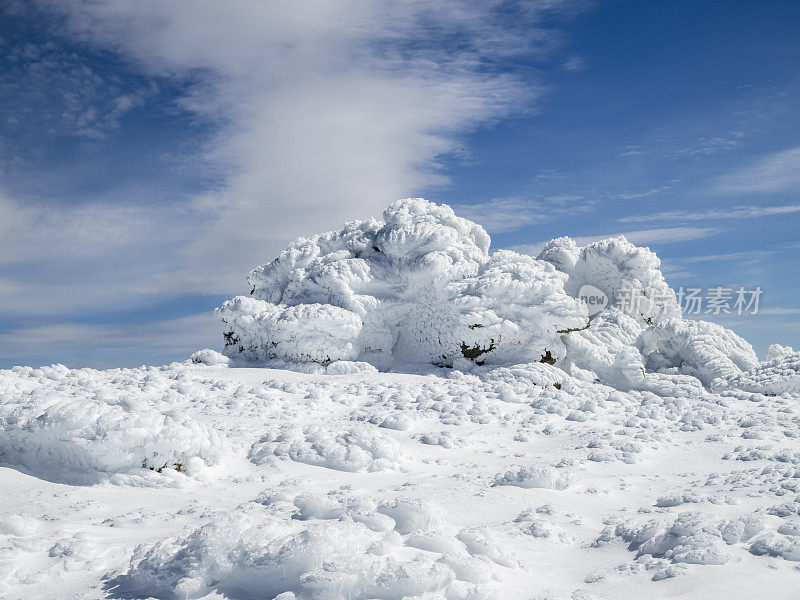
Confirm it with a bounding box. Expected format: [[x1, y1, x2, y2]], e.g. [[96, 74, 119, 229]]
[[640, 319, 760, 386], [218, 198, 588, 369], [0, 365, 226, 484], [109, 495, 518, 600], [216, 198, 770, 393], [538, 235, 680, 325]]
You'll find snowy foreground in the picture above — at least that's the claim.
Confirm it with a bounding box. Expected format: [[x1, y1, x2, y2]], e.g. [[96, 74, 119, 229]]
[[2, 199, 800, 599]]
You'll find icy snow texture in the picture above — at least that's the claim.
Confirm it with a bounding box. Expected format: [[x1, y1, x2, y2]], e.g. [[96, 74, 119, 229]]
[[721, 346, 800, 395], [537, 235, 681, 325], [0, 365, 225, 483], [599, 512, 767, 567], [641, 319, 760, 386], [109, 494, 517, 600], [2, 350, 800, 598], [492, 463, 573, 490], [216, 198, 769, 393], [248, 424, 406, 472], [217, 198, 588, 369]]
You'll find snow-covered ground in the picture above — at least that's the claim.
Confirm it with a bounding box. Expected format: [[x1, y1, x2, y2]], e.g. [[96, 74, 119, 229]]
[[2, 199, 799, 599], [2, 360, 800, 599]]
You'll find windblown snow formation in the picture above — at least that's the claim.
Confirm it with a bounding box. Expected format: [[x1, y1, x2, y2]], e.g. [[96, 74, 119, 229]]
[[216, 198, 757, 386]]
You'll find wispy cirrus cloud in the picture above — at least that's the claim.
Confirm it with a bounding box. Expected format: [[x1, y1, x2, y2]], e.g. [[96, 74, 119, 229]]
[[711, 146, 800, 194], [0, 1, 588, 367], [619, 203, 800, 224], [570, 227, 722, 246], [0, 37, 150, 142], [456, 194, 593, 233], [562, 56, 586, 72], [0, 191, 202, 318], [0, 193, 190, 266], [0, 312, 218, 368], [614, 186, 671, 200], [757, 307, 800, 315], [508, 226, 722, 256], [673, 134, 744, 158]]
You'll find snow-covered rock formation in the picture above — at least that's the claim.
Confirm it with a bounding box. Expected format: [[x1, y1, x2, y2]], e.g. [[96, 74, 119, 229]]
[[217, 199, 588, 369], [216, 198, 758, 389]]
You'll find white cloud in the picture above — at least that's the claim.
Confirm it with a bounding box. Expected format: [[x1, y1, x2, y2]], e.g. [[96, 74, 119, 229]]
[[681, 250, 770, 264], [455, 195, 591, 233], [0, 6, 573, 291], [0, 1, 582, 365], [673, 135, 743, 158], [0, 194, 190, 265], [0, 192, 203, 316], [757, 307, 800, 315], [29, 0, 577, 298], [711, 146, 800, 194], [617, 146, 644, 157], [614, 186, 671, 200], [575, 227, 722, 246], [619, 203, 800, 224], [562, 56, 586, 72]]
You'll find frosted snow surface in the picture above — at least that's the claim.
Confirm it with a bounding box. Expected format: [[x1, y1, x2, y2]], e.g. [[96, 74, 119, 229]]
[[2, 199, 799, 599]]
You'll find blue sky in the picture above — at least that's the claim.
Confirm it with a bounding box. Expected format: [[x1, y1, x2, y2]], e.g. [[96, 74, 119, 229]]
[[1, 0, 799, 368]]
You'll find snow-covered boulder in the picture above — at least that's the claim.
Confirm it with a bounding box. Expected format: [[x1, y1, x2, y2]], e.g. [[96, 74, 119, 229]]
[[218, 198, 587, 369], [190, 348, 229, 366], [215, 198, 760, 389], [449, 250, 588, 366], [640, 319, 759, 386], [217, 297, 363, 364], [558, 308, 645, 387]]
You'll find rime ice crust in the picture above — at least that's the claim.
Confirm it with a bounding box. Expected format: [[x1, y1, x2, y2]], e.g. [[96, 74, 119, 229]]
[[217, 198, 588, 369], [537, 234, 681, 325], [640, 319, 760, 386], [719, 346, 800, 395], [217, 198, 761, 389]]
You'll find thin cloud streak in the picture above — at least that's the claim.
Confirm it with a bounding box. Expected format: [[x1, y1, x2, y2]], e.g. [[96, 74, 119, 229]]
[[508, 226, 722, 256], [711, 146, 800, 194], [0, 312, 218, 369], [614, 186, 671, 200], [456, 195, 592, 233], [620, 203, 800, 224]]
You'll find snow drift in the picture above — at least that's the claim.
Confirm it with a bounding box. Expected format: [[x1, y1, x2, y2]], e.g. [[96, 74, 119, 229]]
[[0, 365, 225, 484], [216, 198, 759, 388]]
